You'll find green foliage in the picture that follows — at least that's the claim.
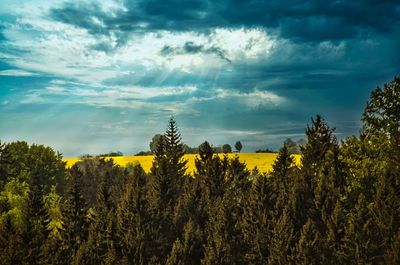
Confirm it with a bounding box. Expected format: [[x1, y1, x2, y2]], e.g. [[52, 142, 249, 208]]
[[59, 166, 88, 263], [149, 134, 166, 154], [20, 173, 51, 264], [116, 164, 150, 264], [283, 138, 304, 154], [147, 116, 188, 263], [0, 179, 29, 229], [0, 77, 399, 264], [234, 141, 243, 152], [1, 141, 67, 194], [222, 144, 232, 153]]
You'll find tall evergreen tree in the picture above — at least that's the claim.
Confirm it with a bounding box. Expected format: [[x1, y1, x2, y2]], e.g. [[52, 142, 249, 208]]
[[240, 174, 273, 264], [301, 115, 336, 181], [292, 218, 325, 264], [77, 172, 118, 264], [59, 165, 88, 264], [116, 165, 150, 265], [21, 174, 51, 265], [268, 208, 295, 265], [202, 196, 237, 265], [195, 141, 227, 200], [166, 219, 203, 265], [147, 116, 188, 263], [0, 140, 10, 190]]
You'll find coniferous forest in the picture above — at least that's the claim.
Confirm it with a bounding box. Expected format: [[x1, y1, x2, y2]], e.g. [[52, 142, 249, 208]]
[[0, 77, 399, 264]]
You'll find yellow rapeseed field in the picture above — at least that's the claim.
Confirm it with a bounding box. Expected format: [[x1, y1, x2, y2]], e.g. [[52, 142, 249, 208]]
[[64, 153, 301, 174]]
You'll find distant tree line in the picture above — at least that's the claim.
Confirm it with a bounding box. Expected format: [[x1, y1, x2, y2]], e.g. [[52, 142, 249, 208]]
[[140, 135, 244, 155], [0, 77, 399, 264]]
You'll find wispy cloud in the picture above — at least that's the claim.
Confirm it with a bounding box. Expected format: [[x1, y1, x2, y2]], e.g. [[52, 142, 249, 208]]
[[0, 69, 39, 76], [0, 0, 399, 156]]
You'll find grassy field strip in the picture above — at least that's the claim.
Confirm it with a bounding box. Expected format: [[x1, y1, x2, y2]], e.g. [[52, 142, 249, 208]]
[[64, 153, 301, 174]]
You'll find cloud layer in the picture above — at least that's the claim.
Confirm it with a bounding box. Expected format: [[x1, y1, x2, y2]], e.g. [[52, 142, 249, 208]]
[[0, 0, 399, 156]]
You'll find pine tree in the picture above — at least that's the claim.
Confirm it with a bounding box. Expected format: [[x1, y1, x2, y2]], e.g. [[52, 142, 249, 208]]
[[301, 115, 336, 182], [166, 220, 203, 265], [268, 208, 295, 265], [0, 140, 10, 190], [293, 218, 325, 264], [80, 172, 118, 264], [116, 165, 150, 264], [147, 116, 188, 263], [20, 174, 51, 264], [240, 174, 273, 264], [59, 165, 88, 263], [270, 146, 297, 219], [202, 196, 236, 265], [339, 194, 373, 264], [195, 141, 227, 200]]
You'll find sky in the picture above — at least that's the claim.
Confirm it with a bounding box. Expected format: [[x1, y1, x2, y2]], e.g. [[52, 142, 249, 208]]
[[0, 0, 399, 157]]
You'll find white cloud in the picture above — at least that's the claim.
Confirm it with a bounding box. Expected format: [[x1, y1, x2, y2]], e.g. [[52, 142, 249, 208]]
[[20, 84, 199, 115], [1, 4, 276, 86], [191, 88, 285, 108], [0, 69, 39, 76]]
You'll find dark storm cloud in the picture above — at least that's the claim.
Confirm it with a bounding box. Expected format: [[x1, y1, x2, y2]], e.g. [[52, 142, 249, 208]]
[[160, 42, 231, 62], [49, 0, 400, 42], [50, 2, 110, 36]]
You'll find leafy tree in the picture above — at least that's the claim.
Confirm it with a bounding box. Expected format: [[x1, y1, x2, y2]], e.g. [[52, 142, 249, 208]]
[[0, 214, 24, 264], [182, 144, 199, 154], [234, 141, 242, 153], [72, 158, 124, 208], [0, 141, 66, 195], [362, 76, 400, 179], [222, 144, 232, 154], [284, 138, 302, 154], [149, 134, 166, 154]]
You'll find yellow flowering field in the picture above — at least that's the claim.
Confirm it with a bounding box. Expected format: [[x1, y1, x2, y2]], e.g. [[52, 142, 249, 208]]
[[64, 153, 301, 174]]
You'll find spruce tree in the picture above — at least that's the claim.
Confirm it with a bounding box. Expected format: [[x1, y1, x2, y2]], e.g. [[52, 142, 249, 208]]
[[268, 208, 295, 265], [60, 165, 88, 264], [202, 196, 236, 265], [147, 116, 188, 263], [293, 218, 325, 264], [240, 174, 273, 264], [166, 219, 203, 265], [116, 165, 150, 264], [301, 115, 336, 182], [0, 140, 10, 190], [270, 146, 297, 219], [21, 174, 50, 264], [79, 172, 118, 264], [195, 141, 226, 200]]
